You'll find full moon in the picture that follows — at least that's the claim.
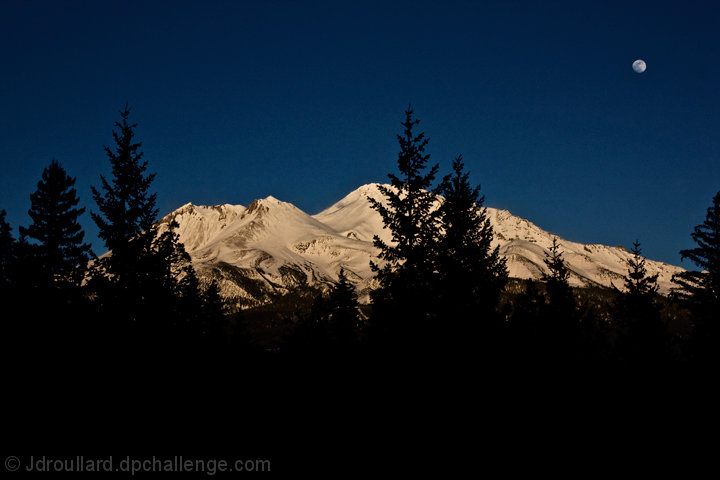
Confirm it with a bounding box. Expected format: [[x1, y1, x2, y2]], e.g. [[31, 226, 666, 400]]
[[632, 59, 647, 73]]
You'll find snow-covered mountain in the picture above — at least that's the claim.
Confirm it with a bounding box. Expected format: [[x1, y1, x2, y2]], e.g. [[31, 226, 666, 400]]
[[157, 183, 684, 307]]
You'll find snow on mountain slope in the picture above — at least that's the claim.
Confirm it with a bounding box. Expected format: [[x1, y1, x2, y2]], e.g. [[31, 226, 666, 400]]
[[313, 183, 391, 245], [160, 183, 684, 306], [486, 207, 683, 292], [159, 195, 379, 306], [314, 184, 683, 293], [160, 202, 247, 251]]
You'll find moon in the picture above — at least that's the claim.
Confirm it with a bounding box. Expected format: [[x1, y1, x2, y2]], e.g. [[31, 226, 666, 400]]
[[632, 59, 647, 73]]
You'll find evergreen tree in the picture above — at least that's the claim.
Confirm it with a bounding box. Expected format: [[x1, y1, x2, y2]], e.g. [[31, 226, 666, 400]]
[[91, 105, 157, 253], [543, 237, 575, 311], [543, 238, 571, 289], [201, 279, 228, 341], [367, 106, 440, 349], [613, 241, 667, 367], [435, 155, 508, 345], [507, 280, 545, 365], [0, 210, 13, 290], [176, 259, 204, 331], [0, 211, 21, 344], [90, 105, 158, 301], [149, 219, 204, 333], [286, 270, 361, 354], [540, 237, 578, 362], [326, 268, 361, 346], [672, 190, 720, 365], [89, 105, 192, 338], [624, 241, 659, 297], [19, 159, 91, 287]]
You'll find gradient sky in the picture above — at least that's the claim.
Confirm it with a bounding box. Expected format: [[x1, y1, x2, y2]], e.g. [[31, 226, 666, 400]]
[[1, 0, 718, 266]]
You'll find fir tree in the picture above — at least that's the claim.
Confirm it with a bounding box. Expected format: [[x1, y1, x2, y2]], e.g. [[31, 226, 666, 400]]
[[507, 280, 545, 365], [149, 219, 204, 333], [90, 104, 158, 305], [326, 268, 361, 346], [672, 190, 720, 364], [614, 241, 667, 367], [367, 106, 440, 349], [624, 241, 659, 297], [286, 270, 361, 354], [19, 159, 91, 287], [91, 105, 157, 252], [435, 155, 508, 341], [89, 105, 192, 335], [542, 237, 576, 313], [176, 260, 204, 331], [0, 210, 13, 290], [201, 279, 227, 341], [540, 237, 578, 362], [543, 237, 571, 288]]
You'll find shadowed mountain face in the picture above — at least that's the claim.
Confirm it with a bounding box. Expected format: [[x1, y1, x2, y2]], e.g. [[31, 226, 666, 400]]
[[156, 184, 684, 307]]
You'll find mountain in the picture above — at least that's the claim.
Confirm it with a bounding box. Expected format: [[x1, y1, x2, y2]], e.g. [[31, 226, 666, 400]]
[[157, 183, 684, 307], [157, 194, 379, 306]]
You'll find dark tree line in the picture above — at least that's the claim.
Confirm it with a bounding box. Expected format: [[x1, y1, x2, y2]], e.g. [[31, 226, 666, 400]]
[[1, 105, 718, 373], [360, 107, 719, 371], [0, 106, 237, 364]]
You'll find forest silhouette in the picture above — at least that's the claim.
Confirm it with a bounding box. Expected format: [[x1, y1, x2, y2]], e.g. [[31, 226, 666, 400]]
[[2, 106, 718, 371], [2, 106, 718, 467]]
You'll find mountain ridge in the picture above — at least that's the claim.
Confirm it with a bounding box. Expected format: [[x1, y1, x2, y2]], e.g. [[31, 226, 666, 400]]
[[157, 183, 684, 307]]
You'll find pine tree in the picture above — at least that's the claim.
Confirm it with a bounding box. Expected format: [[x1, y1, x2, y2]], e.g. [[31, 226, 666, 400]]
[[176, 259, 204, 331], [542, 237, 576, 312], [326, 268, 361, 346], [435, 155, 508, 337], [367, 106, 440, 349], [543, 238, 571, 288], [0, 210, 13, 290], [90, 104, 158, 303], [201, 279, 227, 341], [672, 190, 720, 364], [507, 280, 545, 365], [614, 241, 667, 367], [540, 237, 578, 362], [624, 241, 659, 298], [19, 159, 92, 287], [91, 105, 157, 252], [151, 220, 191, 296], [89, 105, 189, 335]]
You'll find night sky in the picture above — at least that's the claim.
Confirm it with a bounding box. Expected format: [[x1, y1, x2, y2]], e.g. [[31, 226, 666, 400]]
[[1, 0, 718, 266]]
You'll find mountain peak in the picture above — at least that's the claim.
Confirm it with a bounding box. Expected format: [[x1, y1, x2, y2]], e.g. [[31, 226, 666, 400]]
[[154, 183, 684, 304], [246, 198, 268, 215], [245, 195, 296, 215]]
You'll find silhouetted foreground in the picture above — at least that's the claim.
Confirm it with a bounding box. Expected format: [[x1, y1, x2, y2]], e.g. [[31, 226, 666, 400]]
[[1, 106, 717, 472]]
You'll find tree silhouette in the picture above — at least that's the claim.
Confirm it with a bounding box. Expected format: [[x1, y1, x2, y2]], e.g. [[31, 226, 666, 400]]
[[507, 279, 545, 365], [624, 241, 659, 297], [673, 190, 720, 365], [89, 105, 197, 343], [367, 106, 440, 351], [285, 270, 361, 355], [90, 105, 157, 312], [91, 105, 157, 251], [613, 241, 667, 367], [540, 237, 578, 363], [0, 210, 13, 290], [19, 159, 92, 287], [201, 279, 228, 342], [326, 268, 361, 347], [435, 155, 507, 351], [90, 105, 159, 326]]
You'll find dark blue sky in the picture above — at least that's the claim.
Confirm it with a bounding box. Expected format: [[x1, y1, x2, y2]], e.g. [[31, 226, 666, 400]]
[[1, 0, 718, 265]]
